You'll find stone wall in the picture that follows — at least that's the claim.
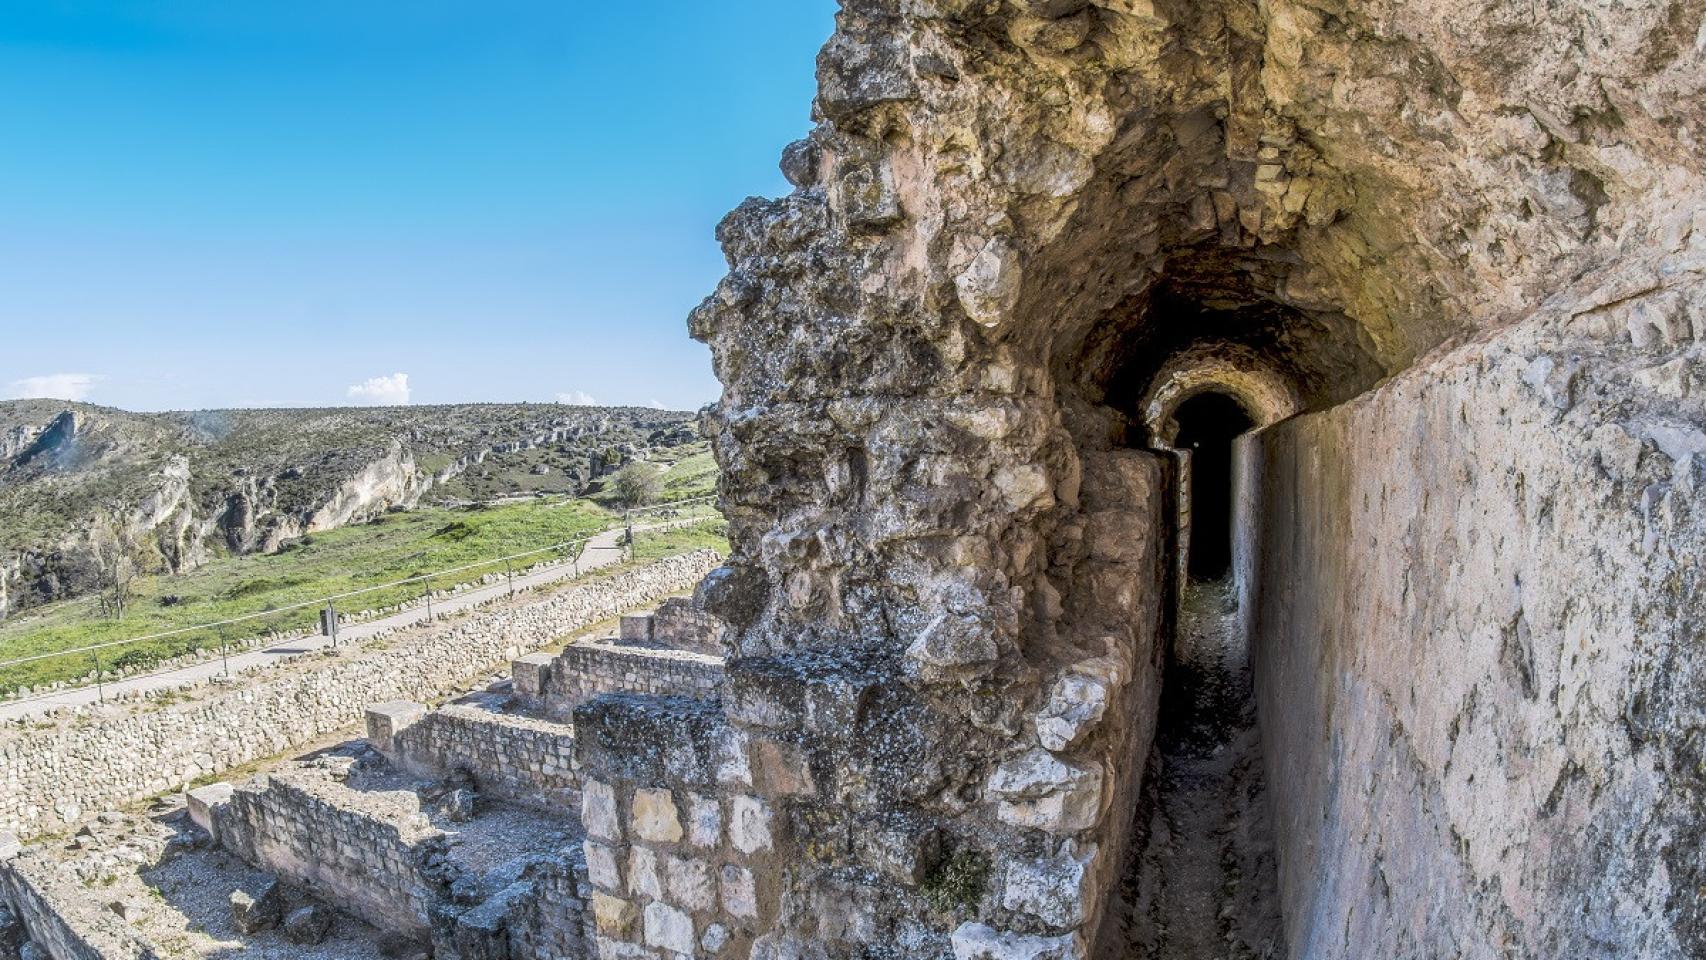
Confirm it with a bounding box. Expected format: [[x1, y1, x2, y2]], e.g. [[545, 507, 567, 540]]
[[0, 550, 721, 839], [372, 702, 579, 812], [0, 847, 159, 960], [1246, 292, 1706, 959], [212, 764, 447, 936], [572, 694, 783, 960], [546, 644, 725, 719], [649, 598, 728, 656]]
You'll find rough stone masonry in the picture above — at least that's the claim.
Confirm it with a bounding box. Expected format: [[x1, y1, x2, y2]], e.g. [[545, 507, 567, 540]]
[[620, 0, 1703, 958]]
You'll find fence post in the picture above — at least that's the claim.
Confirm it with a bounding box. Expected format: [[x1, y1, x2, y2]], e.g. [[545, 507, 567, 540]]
[[625, 510, 634, 562], [425, 581, 433, 622], [506, 559, 515, 596], [93, 651, 104, 703], [221, 629, 230, 678]]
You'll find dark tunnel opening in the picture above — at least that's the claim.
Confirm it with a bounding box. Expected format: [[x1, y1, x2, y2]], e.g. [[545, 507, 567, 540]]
[[1173, 392, 1256, 582]]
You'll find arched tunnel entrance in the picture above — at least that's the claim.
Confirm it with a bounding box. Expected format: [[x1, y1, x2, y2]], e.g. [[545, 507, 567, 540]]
[[1172, 392, 1256, 583], [1070, 275, 1389, 959]]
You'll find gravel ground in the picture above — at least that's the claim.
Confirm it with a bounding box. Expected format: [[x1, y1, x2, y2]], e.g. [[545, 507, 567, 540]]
[[440, 801, 577, 877], [139, 842, 390, 960], [1097, 578, 1286, 960]]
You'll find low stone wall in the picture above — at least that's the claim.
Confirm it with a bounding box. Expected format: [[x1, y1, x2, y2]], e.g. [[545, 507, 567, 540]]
[[212, 764, 447, 936], [372, 702, 579, 812], [0, 550, 721, 839], [572, 694, 781, 960], [507, 848, 593, 960], [546, 643, 725, 720], [0, 848, 159, 960], [646, 597, 727, 656]]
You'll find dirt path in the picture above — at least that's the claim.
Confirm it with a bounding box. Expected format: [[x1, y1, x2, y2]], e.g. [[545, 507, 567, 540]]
[[1098, 578, 1286, 960]]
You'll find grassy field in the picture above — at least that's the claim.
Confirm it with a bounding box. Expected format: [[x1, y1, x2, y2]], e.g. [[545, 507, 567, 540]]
[[659, 448, 719, 501], [0, 497, 624, 694]]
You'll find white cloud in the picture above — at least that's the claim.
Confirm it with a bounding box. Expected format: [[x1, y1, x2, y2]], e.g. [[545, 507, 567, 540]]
[[556, 390, 598, 406], [346, 373, 411, 406], [6, 373, 100, 401], [647, 399, 667, 410]]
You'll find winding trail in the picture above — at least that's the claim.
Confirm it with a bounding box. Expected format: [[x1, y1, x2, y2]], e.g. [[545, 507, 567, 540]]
[[1098, 578, 1286, 960], [0, 526, 637, 721]]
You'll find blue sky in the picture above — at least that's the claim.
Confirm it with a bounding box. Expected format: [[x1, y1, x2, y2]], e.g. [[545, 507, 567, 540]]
[[0, 2, 836, 411]]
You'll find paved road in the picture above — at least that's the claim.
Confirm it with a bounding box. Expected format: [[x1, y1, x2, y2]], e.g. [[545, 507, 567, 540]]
[[0, 526, 640, 721]]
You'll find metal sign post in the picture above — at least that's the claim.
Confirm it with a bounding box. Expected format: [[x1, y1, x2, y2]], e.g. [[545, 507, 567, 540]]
[[505, 559, 515, 596]]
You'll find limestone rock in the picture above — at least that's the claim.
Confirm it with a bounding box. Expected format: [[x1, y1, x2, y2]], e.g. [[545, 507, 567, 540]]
[[986, 750, 1104, 833], [283, 905, 332, 945], [229, 878, 285, 934], [950, 923, 1083, 960], [1034, 672, 1110, 752]]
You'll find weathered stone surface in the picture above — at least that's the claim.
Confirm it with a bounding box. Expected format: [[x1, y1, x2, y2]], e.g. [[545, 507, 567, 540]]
[[582, 780, 622, 842], [949, 923, 1083, 960], [986, 750, 1104, 834], [229, 879, 284, 935], [1001, 844, 1094, 929], [283, 904, 332, 945], [642, 900, 696, 955], [630, 788, 684, 844]]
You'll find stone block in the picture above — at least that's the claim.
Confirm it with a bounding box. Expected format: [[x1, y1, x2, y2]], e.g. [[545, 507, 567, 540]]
[[586, 840, 625, 890], [720, 864, 758, 919], [367, 701, 429, 754], [688, 794, 722, 848], [592, 892, 638, 939], [631, 788, 683, 843], [1034, 671, 1112, 752], [284, 905, 333, 945], [620, 614, 656, 643], [1002, 844, 1095, 928], [230, 878, 286, 934], [582, 780, 623, 841], [666, 854, 716, 911], [715, 727, 753, 787], [730, 795, 774, 855], [594, 935, 659, 960], [702, 922, 731, 954], [643, 901, 696, 955], [0, 832, 21, 861], [511, 653, 555, 700], [854, 815, 941, 884], [986, 750, 1105, 834], [628, 846, 664, 900], [752, 738, 816, 796], [950, 923, 1084, 960], [186, 783, 235, 843]]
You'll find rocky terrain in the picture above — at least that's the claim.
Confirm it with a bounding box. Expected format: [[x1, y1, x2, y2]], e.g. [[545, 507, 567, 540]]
[[0, 401, 700, 619]]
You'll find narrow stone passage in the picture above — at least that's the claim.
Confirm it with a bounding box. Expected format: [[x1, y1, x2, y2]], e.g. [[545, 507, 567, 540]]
[[1098, 578, 1285, 960]]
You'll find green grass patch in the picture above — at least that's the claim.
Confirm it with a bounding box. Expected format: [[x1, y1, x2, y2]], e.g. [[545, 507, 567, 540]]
[[0, 497, 624, 695], [632, 520, 729, 562], [660, 449, 719, 501]]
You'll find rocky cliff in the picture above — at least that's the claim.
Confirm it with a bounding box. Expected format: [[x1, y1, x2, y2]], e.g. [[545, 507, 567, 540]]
[[0, 401, 700, 618]]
